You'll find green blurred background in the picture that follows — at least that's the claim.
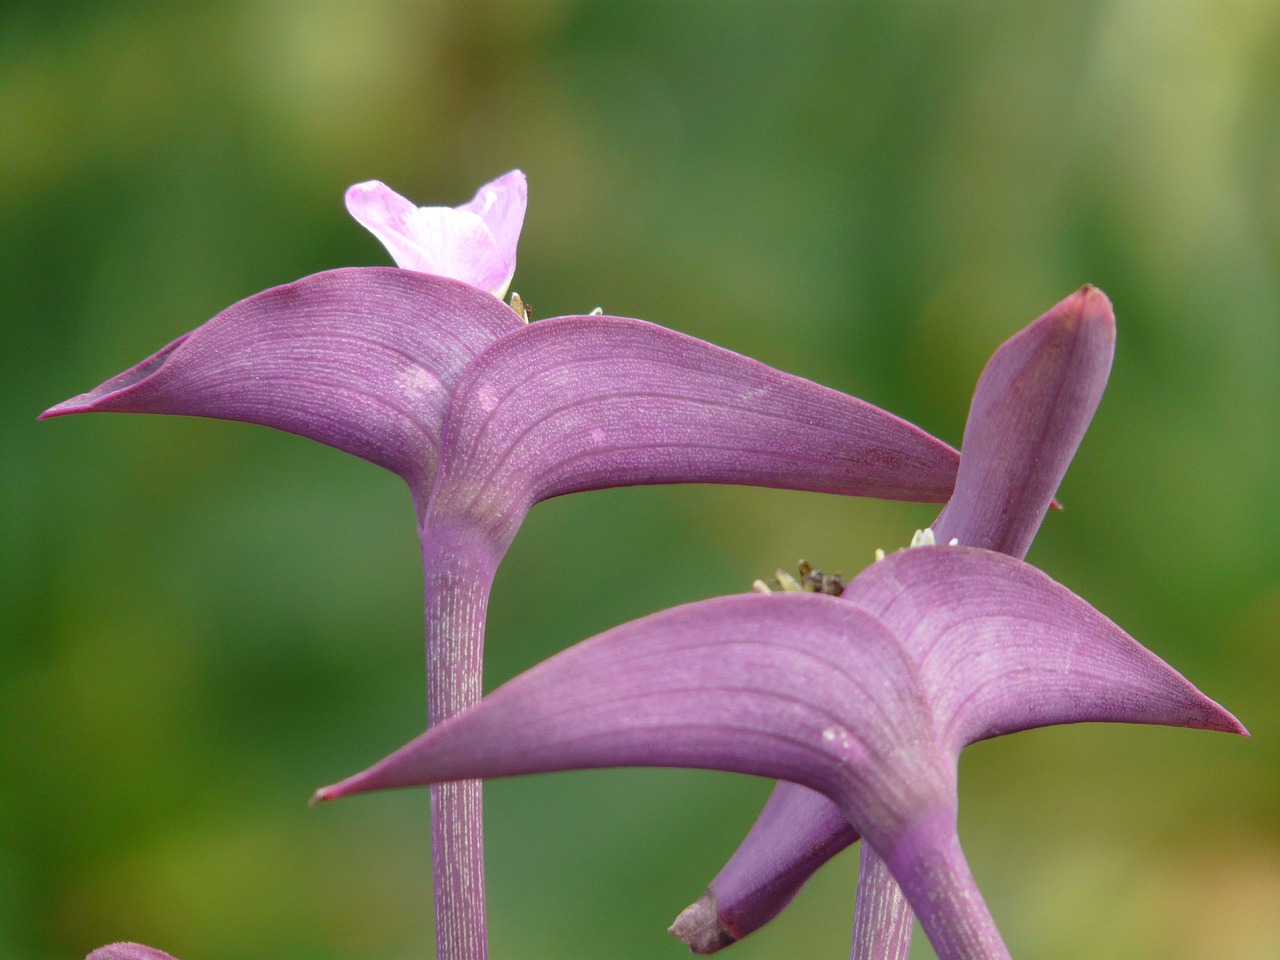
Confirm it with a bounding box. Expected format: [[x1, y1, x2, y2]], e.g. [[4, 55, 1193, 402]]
[[3, 2, 1278, 958]]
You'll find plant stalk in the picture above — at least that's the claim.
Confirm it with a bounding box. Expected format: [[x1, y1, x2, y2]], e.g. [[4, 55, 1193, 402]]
[[880, 817, 1011, 960], [421, 523, 500, 960], [850, 842, 913, 960]]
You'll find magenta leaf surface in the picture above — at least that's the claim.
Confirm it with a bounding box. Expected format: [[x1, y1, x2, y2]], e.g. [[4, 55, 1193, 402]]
[[314, 548, 1243, 960]]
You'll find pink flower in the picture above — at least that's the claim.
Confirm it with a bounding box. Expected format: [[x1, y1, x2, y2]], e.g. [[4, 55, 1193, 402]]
[[345, 170, 527, 298], [86, 945, 178, 960]]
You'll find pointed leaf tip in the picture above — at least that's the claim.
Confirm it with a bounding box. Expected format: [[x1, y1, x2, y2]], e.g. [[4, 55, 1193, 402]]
[[310, 783, 342, 805], [670, 893, 737, 954], [36, 268, 523, 495], [845, 546, 1247, 746], [311, 591, 951, 815], [692, 779, 856, 951], [39, 336, 190, 420]]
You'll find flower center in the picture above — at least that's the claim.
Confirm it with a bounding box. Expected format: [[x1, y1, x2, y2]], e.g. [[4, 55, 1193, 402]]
[[751, 559, 846, 596], [873, 526, 959, 563]]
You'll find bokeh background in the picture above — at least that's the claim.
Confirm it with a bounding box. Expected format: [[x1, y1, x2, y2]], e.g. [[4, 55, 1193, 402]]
[[3, 2, 1278, 959]]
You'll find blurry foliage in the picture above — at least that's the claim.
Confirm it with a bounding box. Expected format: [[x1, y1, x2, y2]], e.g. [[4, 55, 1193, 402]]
[[3, 2, 1277, 959]]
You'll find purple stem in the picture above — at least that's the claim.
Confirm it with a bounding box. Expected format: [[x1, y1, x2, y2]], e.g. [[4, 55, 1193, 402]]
[[850, 845, 912, 960], [878, 812, 1010, 960], [421, 522, 501, 960]]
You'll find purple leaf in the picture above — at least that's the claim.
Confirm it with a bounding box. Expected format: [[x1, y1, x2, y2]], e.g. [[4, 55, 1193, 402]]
[[668, 785, 854, 951], [315, 589, 947, 812], [40, 268, 523, 499], [314, 547, 1243, 960], [932, 285, 1115, 557], [41, 286, 960, 532], [844, 547, 1242, 746], [427, 314, 959, 552]]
